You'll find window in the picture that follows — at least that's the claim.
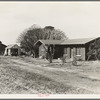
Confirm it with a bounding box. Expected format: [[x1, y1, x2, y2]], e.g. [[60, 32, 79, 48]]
[[76, 48, 81, 55]]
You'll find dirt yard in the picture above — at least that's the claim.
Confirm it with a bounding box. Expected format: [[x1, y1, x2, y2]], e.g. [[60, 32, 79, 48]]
[[0, 56, 100, 94]]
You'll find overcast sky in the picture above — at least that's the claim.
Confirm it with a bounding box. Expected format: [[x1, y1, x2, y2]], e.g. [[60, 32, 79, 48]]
[[0, 1, 100, 45]]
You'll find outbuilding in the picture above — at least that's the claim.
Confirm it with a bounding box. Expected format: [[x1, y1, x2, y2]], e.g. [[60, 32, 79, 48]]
[[0, 41, 7, 55], [4, 44, 21, 56], [34, 40, 64, 59]]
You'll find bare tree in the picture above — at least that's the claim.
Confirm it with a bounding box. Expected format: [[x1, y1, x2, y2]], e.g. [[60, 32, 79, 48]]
[[43, 26, 67, 40], [17, 24, 68, 62]]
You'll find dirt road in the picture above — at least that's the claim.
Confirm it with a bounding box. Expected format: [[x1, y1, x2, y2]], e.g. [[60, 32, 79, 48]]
[[0, 56, 100, 94]]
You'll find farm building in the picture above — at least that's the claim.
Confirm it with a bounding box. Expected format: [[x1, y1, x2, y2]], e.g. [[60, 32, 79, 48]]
[[34, 40, 64, 58], [34, 37, 100, 60], [0, 41, 7, 55], [4, 44, 21, 56]]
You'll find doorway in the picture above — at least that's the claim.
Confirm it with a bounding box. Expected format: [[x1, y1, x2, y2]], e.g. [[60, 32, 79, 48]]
[[11, 49, 18, 56]]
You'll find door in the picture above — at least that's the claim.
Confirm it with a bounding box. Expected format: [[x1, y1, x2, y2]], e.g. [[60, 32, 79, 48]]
[[11, 49, 18, 56]]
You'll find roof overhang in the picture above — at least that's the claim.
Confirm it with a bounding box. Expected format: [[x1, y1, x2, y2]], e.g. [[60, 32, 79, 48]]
[[34, 37, 100, 47]]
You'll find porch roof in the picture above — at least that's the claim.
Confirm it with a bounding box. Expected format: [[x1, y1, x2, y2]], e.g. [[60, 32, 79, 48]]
[[34, 40, 64, 46], [34, 37, 99, 46], [6, 44, 20, 49], [61, 37, 98, 45]]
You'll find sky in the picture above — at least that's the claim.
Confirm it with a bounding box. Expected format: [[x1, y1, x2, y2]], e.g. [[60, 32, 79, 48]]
[[0, 1, 100, 45]]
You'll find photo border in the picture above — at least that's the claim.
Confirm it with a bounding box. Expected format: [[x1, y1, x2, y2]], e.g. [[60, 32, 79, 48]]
[[0, 0, 100, 100]]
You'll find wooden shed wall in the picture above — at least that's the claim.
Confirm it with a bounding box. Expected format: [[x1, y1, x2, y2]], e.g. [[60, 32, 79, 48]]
[[39, 44, 46, 57], [63, 46, 86, 60], [0, 44, 6, 55]]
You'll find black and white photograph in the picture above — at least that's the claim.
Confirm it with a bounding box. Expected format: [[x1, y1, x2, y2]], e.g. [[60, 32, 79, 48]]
[[0, 1, 100, 99]]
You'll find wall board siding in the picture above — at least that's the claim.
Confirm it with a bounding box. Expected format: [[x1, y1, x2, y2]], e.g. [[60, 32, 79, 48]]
[[65, 46, 85, 60], [39, 44, 46, 57], [80, 48, 85, 60], [67, 47, 70, 58]]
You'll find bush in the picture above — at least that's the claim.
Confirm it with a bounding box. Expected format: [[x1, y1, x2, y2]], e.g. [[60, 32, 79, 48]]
[[98, 53, 100, 60], [62, 54, 68, 63]]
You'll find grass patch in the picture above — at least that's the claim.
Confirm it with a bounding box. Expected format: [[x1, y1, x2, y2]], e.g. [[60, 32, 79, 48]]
[[0, 56, 94, 94], [0, 59, 92, 94]]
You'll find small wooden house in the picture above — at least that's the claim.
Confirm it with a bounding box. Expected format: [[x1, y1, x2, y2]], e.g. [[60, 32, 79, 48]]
[[0, 41, 7, 55], [34, 37, 100, 60], [4, 44, 21, 56], [34, 40, 64, 58], [61, 37, 100, 60]]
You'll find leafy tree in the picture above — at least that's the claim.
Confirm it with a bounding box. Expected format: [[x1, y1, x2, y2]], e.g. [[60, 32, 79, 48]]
[[87, 38, 100, 60]]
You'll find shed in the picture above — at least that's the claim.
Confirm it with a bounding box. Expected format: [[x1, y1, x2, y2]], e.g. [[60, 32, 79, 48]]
[[4, 44, 21, 56], [0, 41, 7, 55], [34, 40, 64, 58]]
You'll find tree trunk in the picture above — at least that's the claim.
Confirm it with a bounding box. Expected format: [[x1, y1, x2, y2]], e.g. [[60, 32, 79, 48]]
[[48, 52, 52, 63], [49, 55, 52, 63], [31, 50, 35, 58]]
